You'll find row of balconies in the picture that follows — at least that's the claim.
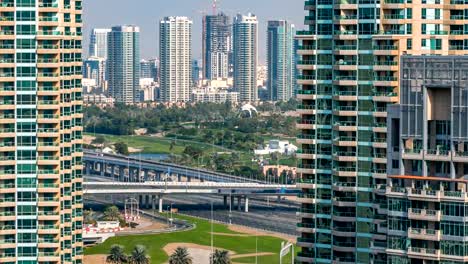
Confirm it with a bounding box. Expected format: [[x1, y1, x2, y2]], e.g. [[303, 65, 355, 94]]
[[386, 186, 468, 202]]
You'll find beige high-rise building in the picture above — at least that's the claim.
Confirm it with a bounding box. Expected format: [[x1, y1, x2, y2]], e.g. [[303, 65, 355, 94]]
[[0, 0, 84, 263], [296, 0, 468, 263]]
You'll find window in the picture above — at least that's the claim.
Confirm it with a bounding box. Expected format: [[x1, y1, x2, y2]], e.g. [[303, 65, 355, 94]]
[[392, 160, 400, 169], [16, 11, 35, 21], [407, 39, 413, 49], [16, 39, 35, 49]]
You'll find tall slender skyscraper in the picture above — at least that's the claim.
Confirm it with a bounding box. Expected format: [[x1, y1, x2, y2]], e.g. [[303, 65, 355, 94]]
[[296, 0, 468, 263], [159, 17, 192, 103], [203, 13, 231, 80], [89, 28, 111, 59], [267, 20, 295, 102], [0, 0, 84, 263], [233, 13, 258, 103], [107, 25, 140, 103]]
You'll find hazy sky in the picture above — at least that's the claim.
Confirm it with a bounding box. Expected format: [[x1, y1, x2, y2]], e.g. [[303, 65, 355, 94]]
[[83, 0, 304, 64]]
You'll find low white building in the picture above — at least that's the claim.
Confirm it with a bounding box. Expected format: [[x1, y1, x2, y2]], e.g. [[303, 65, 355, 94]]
[[84, 94, 115, 105], [192, 87, 238, 104], [254, 140, 298, 155]]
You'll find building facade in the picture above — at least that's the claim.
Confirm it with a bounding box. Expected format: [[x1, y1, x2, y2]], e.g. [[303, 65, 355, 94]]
[[267, 20, 295, 102], [233, 13, 258, 103], [159, 16, 192, 103], [386, 56, 468, 263], [0, 0, 84, 263], [140, 59, 158, 81], [88, 28, 111, 59], [202, 13, 231, 80], [107, 25, 140, 104], [296, 0, 468, 263], [83, 57, 106, 89], [191, 87, 238, 103]]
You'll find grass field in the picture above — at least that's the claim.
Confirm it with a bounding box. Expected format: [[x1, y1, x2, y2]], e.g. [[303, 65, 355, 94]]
[[89, 134, 226, 155], [85, 214, 296, 264]]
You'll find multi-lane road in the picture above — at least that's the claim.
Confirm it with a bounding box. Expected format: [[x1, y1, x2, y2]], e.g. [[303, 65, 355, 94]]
[[86, 193, 299, 236]]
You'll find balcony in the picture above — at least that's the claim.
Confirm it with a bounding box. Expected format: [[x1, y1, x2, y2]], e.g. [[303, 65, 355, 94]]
[[408, 208, 441, 221], [408, 228, 441, 241], [408, 189, 441, 201], [408, 247, 440, 260]]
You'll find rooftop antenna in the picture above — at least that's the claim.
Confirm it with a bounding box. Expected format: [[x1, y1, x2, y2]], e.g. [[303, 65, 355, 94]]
[[212, 0, 218, 15]]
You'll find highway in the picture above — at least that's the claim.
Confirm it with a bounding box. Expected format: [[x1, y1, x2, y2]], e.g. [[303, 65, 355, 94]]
[[86, 193, 299, 236]]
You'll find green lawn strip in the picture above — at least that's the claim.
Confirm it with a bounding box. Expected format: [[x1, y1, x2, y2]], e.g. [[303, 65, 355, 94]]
[[84, 214, 291, 264], [89, 134, 225, 155]]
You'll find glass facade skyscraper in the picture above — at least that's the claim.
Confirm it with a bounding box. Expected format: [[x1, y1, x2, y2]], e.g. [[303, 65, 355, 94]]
[[267, 20, 295, 102], [0, 0, 84, 263], [296, 0, 468, 263], [202, 13, 231, 80], [107, 25, 140, 104]]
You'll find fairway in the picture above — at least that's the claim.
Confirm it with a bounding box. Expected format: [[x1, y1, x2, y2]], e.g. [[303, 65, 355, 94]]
[[88, 134, 227, 154], [85, 214, 296, 264]]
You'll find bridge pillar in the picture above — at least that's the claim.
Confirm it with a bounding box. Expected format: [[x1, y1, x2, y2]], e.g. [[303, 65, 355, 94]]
[[223, 196, 227, 208], [119, 166, 125, 182], [145, 195, 150, 209], [151, 195, 156, 211], [143, 170, 149, 181], [177, 174, 181, 182], [139, 195, 143, 207], [100, 162, 105, 176], [237, 196, 242, 211], [245, 197, 249, 213], [187, 176, 191, 182], [85, 162, 90, 175], [230, 196, 234, 209], [158, 195, 163, 213]]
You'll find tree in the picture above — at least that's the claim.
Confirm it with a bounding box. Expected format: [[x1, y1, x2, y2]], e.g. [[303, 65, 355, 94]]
[[169, 247, 192, 264], [129, 245, 150, 264], [103, 206, 121, 221], [115, 142, 129, 155], [211, 249, 231, 264], [83, 208, 96, 225], [106, 244, 128, 264], [183, 146, 204, 160], [169, 140, 176, 152], [92, 135, 106, 145]]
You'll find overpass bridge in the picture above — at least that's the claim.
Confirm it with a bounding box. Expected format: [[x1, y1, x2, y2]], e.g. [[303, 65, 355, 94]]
[[84, 150, 266, 184], [84, 181, 299, 213]]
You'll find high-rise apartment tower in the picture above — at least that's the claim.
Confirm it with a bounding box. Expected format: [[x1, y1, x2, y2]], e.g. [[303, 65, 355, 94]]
[[296, 0, 468, 263], [267, 20, 296, 102], [233, 13, 258, 103], [0, 0, 84, 263], [88, 28, 111, 59], [159, 16, 192, 103], [107, 25, 140, 104], [202, 13, 231, 80]]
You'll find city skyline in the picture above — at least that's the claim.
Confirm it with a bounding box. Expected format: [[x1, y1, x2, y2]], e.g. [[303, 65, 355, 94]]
[[83, 0, 304, 63]]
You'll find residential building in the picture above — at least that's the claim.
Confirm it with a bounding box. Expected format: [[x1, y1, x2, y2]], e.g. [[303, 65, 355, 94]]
[[233, 13, 258, 103], [159, 16, 192, 103], [202, 13, 231, 80], [267, 20, 295, 101], [107, 25, 140, 104], [89, 28, 111, 59], [140, 59, 158, 81], [83, 57, 106, 90], [191, 87, 238, 104], [295, 0, 468, 263], [386, 56, 468, 263], [0, 0, 84, 263], [192, 59, 201, 85]]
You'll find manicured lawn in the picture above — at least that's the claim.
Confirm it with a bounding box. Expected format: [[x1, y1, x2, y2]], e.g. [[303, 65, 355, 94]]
[[90, 134, 226, 155], [85, 214, 296, 264]]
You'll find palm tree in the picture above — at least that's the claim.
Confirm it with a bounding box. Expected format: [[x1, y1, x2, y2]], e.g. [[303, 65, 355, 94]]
[[129, 245, 150, 264], [211, 249, 231, 264], [106, 244, 128, 264], [169, 247, 192, 264]]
